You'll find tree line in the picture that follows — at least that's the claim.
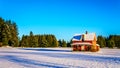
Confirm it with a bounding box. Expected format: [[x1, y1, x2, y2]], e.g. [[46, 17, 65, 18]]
[[0, 17, 19, 47], [19, 31, 72, 47], [97, 35, 120, 48], [19, 31, 59, 47]]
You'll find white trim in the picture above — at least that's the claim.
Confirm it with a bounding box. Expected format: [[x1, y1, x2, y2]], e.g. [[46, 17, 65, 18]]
[[71, 42, 92, 45], [72, 39, 82, 41], [96, 44, 100, 46]]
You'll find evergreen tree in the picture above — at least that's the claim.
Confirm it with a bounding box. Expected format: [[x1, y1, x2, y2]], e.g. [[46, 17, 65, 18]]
[[21, 35, 29, 47], [67, 39, 72, 47], [0, 17, 19, 47], [62, 39, 67, 47], [0, 18, 5, 46], [107, 39, 115, 48], [38, 35, 42, 47], [97, 36, 106, 48], [11, 22, 19, 47], [29, 31, 34, 47], [46, 35, 53, 47], [58, 39, 62, 47], [51, 35, 58, 47], [41, 35, 48, 47]]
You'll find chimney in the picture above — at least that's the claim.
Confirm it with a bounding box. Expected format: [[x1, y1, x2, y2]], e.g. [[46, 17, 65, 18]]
[[86, 31, 88, 34], [82, 35, 84, 41]]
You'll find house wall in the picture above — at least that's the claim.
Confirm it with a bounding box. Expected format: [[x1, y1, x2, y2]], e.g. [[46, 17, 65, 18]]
[[84, 41, 92, 44], [72, 40, 92, 51], [73, 41, 82, 43], [73, 41, 93, 44], [72, 45, 85, 51], [81, 46, 84, 51]]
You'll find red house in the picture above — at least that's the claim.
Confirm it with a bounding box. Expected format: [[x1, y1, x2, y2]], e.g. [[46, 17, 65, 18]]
[[71, 32, 99, 52]]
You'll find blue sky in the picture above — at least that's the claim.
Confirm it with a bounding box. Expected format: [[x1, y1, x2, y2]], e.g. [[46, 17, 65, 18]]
[[0, 0, 120, 41]]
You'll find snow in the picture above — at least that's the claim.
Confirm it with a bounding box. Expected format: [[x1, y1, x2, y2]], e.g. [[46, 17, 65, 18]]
[[0, 47, 120, 68]]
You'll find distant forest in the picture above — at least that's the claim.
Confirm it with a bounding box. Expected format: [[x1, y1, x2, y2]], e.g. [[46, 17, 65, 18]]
[[0, 17, 120, 48], [97, 35, 120, 48]]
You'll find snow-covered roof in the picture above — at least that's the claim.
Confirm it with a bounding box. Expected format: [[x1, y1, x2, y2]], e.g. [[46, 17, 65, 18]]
[[72, 33, 96, 41], [84, 33, 96, 41]]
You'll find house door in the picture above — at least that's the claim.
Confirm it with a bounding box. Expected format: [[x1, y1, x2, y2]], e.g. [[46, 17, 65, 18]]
[[85, 45, 88, 51], [78, 45, 81, 51], [73, 45, 77, 51]]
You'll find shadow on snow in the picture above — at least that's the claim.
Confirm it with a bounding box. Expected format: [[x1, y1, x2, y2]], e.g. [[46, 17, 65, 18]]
[[0, 55, 82, 68], [20, 48, 72, 52]]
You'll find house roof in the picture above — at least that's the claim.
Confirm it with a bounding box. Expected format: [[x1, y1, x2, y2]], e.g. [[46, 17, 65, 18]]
[[72, 34, 82, 41], [72, 33, 96, 41], [84, 33, 96, 41]]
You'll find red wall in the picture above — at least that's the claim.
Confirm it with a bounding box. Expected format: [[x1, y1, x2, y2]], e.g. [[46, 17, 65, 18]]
[[73, 40, 92, 44]]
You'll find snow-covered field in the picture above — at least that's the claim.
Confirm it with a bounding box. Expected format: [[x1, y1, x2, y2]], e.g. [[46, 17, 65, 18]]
[[0, 47, 120, 68]]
